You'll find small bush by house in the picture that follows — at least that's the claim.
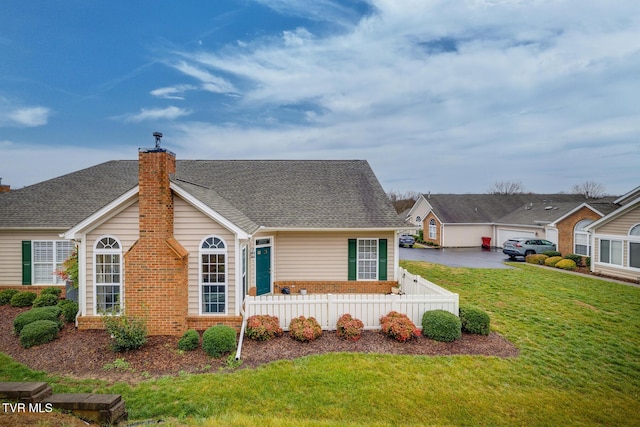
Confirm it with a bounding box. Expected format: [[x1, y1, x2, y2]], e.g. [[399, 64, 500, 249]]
[[40, 287, 62, 298], [289, 316, 323, 342], [103, 314, 148, 352], [178, 329, 200, 351], [563, 254, 583, 266], [10, 291, 37, 308], [57, 300, 79, 323], [0, 289, 19, 306], [202, 325, 237, 357], [556, 259, 577, 271], [19, 319, 60, 348], [246, 315, 283, 341], [422, 310, 461, 342], [543, 251, 561, 257], [13, 306, 63, 335], [544, 256, 564, 267], [525, 254, 548, 265], [380, 311, 420, 342], [336, 314, 364, 342], [459, 305, 490, 336], [32, 293, 59, 308]]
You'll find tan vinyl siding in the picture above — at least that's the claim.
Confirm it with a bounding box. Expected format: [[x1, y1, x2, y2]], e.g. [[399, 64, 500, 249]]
[[85, 201, 139, 315], [597, 208, 640, 235], [265, 230, 396, 282], [0, 230, 67, 286], [173, 196, 236, 316]]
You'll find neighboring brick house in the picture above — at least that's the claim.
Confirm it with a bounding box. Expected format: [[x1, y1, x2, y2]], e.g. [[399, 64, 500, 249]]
[[0, 142, 406, 335], [407, 193, 620, 254]]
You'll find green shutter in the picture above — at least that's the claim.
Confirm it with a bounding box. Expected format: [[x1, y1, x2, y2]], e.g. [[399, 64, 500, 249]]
[[378, 239, 388, 280], [348, 239, 357, 281], [22, 241, 32, 285]]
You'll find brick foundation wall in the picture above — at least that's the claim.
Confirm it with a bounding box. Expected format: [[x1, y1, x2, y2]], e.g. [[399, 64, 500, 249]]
[[186, 316, 243, 332], [274, 281, 398, 294], [556, 206, 602, 256], [0, 285, 66, 298], [77, 316, 105, 330]]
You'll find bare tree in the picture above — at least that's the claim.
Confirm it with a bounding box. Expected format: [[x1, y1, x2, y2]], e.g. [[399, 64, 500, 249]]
[[488, 181, 525, 195], [387, 190, 420, 213], [571, 181, 605, 199]]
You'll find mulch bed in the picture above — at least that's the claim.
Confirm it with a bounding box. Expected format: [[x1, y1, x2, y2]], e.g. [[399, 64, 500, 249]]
[[0, 305, 518, 384]]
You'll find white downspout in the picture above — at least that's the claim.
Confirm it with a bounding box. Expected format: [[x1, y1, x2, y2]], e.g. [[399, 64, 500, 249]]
[[235, 303, 247, 360]]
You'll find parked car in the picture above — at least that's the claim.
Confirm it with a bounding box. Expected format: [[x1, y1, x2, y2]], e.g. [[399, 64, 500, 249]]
[[502, 238, 556, 259], [399, 234, 415, 248]]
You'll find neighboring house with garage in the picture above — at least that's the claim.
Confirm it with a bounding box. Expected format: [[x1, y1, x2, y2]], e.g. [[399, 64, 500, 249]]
[[0, 142, 407, 335], [407, 193, 619, 255], [585, 186, 640, 283]]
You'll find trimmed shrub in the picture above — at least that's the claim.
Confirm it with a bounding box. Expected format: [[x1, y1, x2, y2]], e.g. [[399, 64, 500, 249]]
[[289, 316, 323, 342], [40, 287, 62, 298], [544, 256, 563, 267], [422, 310, 462, 342], [0, 289, 19, 306], [19, 319, 60, 348], [246, 315, 283, 341], [336, 314, 364, 342], [57, 300, 79, 323], [32, 293, 59, 308], [178, 329, 200, 351], [202, 325, 237, 357], [543, 251, 562, 257], [103, 315, 148, 352], [459, 306, 490, 336], [13, 306, 63, 335], [10, 291, 37, 307], [525, 254, 548, 265], [380, 311, 420, 343], [564, 254, 583, 266], [556, 259, 577, 271], [585, 257, 591, 267]]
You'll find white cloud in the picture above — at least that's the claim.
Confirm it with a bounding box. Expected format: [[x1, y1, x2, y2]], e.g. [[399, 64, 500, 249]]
[[124, 106, 191, 123], [1, 106, 50, 127], [171, 61, 236, 93], [150, 85, 196, 100]]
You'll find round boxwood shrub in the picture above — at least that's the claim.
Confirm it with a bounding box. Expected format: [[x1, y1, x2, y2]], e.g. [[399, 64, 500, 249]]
[[202, 325, 237, 357], [543, 250, 562, 257], [563, 254, 583, 266], [40, 287, 62, 298], [246, 315, 283, 341], [13, 306, 62, 335], [32, 293, 59, 308], [57, 299, 79, 323], [10, 291, 37, 307], [178, 329, 200, 351], [544, 256, 563, 267], [19, 319, 60, 348], [0, 289, 19, 305], [422, 310, 462, 342], [289, 316, 323, 342], [525, 254, 548, 265], [556, 259, 577, 271], [459, 305, 490, 336]]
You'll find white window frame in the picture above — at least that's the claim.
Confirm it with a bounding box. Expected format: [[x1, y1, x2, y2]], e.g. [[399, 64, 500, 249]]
[[428, 219, 437, 240], [574, 220, 593, 256], [357, 238, 378, 281], [32, 240, 75, 285], [628, 224, 640, 270], [599, 238, 623, 266], [94, 236, 122, 315], [199, 236, 228, 315]]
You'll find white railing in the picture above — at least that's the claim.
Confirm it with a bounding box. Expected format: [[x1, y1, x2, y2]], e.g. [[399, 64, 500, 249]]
[[243, 268, 458, 331]]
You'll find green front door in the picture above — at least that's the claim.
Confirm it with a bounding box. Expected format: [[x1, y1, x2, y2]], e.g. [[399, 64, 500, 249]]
[[256, 246, 271, 296]]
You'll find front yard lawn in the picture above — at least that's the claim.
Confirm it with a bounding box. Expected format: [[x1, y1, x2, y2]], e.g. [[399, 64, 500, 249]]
[[1, 261, 639, 426]]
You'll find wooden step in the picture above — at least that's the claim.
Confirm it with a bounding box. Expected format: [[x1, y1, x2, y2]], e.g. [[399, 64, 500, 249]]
[[44, 393, 128, 426], [0, 382, 52, 403]]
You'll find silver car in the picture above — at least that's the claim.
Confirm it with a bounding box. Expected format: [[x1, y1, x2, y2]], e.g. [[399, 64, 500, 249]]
[[502, 238, 556, 260]]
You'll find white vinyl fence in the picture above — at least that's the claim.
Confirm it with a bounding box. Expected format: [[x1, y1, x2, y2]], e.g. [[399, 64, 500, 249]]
[[243, 268, 458, 331]]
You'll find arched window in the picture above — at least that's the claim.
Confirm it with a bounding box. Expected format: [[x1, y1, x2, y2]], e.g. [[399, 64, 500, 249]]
[[428, 219, 437, 239], [574, 219, 593, 256], [200, 236, 227, 314], [94, 236, 122, 314], [630, 224, 640, 269]]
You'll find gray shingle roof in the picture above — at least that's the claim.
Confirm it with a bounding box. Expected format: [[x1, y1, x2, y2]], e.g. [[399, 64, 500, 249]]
[[0, 159, 406, 231], [425, 193, 619, 224]]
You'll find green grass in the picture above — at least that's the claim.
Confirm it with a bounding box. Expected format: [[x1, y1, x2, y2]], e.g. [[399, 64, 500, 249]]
[[2, 261, 639, 426]]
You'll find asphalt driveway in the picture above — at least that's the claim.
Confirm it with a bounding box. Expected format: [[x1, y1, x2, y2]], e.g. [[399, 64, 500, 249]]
[[400, 246, 515, 269]]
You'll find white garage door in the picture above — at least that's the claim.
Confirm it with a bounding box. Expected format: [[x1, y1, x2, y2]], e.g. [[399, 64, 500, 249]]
[[497, 229, 536, 247]]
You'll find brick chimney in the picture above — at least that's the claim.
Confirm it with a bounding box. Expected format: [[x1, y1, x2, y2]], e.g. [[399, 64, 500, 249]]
[[124, 144, 189, 335], [0, 178, 9, 193]]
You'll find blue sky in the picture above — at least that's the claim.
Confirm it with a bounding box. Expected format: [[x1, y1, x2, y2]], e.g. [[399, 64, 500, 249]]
[[1, 0, 639, 196]]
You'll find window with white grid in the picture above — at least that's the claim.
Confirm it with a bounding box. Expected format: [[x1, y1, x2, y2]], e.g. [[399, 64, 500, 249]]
[[33, 240, 74, 284], [95, 236, 122, 314], [200, 236, 227, 314], [357, 239, 378, 280]]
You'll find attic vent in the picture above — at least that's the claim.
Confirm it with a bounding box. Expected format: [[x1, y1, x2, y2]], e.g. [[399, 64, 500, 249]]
[[544, 206, 553, 210]]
